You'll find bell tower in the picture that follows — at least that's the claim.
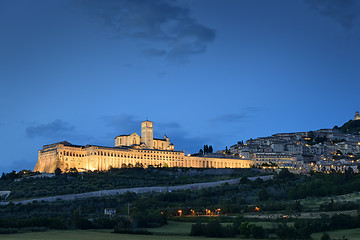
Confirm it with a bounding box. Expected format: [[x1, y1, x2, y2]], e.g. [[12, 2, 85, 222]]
[[355, 111, 360, 120], [141, 120, 153, 149]]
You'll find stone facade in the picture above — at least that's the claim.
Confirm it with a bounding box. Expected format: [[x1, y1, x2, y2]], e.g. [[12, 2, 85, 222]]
[[34, 121, 253, 173]]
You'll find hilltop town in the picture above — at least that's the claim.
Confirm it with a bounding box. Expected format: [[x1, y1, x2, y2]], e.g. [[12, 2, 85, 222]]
[[227, 112, 360, 173], [33, 112, 360, 175]]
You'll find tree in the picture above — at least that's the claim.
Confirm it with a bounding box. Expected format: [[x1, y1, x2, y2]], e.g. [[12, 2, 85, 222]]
[[240, 176, 250, 184], [345, 167, 354, 180], [276, 168, 295, 180], [205, 221, 224, 238], [250, 225, 265, 239], [209, 145, 213, 153], [258, 187, 270, 201], [238, 222, 251, 237], [199, 149, 204, 155], [69, 167, 78, 177], [72, 208, 80, 228], [190, 223, 205, 236], [321, 232, 330, 240], [55, 168, 62, 176], [78, 218, 94, 229], [275, 224, 297, 239], [7, 171, 18, 181], [293, 200, 302, 212], [135, 162, 143, 168], [204, 145, 208, 154]]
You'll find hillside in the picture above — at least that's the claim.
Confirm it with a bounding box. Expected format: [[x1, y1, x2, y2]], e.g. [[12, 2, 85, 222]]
[[2, 170, 360, 238], [340, 120, 360, 134], [0, 168, 259, 201]]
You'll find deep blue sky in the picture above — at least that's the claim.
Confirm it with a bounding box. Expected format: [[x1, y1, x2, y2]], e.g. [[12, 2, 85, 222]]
[[1, 0, 360, 173]]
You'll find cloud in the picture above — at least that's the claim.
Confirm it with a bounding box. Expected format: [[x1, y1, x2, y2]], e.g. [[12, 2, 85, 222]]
[[305, 0, 360, 29], [157, 71, 167, 78], [101, 114, 141, 134], [0, 158, 37, 173], [143, 48, 167, 58], [157, 121, 181, 129], [159, 128, 207, 154], [210, 113, 248, 124], [74, 0, 216, 62], [26, 119, 75, 139], [11, 159, 35, 172], [210, 107, 261, 124], [171, 133, 207, 153], [123, 63, 134, 69]]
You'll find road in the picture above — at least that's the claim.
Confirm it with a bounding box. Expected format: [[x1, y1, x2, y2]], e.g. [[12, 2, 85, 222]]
[[5, 175, 273, 205]]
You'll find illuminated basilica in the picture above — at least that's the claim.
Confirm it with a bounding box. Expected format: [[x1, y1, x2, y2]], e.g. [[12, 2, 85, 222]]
[[34, 121, 253, 173]]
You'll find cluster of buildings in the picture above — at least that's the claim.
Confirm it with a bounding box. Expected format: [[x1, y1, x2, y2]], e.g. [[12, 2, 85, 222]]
[[229, 112, 360, 173]]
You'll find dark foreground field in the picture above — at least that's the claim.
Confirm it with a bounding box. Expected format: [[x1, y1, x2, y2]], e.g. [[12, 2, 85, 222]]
[[1, 222, 360, 240]]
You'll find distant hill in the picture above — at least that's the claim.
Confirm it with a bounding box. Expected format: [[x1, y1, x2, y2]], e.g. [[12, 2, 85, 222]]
[[339, 120, 360, 134]]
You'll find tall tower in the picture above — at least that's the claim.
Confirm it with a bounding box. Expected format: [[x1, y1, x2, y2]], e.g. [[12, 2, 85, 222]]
[[141, 120, 153, 149], [355, 111, 360, 120]]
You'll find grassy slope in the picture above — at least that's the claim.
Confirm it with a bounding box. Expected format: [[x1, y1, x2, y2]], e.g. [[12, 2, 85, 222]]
[[1, 168, 259, 201], [312, 228, 360, 240], [300, 191, 360, 210], [148, 221, 193, 235]]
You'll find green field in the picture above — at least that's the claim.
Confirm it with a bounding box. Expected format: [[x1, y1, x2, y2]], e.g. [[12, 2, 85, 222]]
[[2, 224, 360, 240], [312, 228, 360, 240], [148, 221, 193, 235], [0, 229, 235, 240], [300, 191, 360, 210]]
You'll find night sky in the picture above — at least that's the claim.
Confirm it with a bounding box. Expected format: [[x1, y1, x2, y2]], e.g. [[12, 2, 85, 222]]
[[1, 0, 360, 173]]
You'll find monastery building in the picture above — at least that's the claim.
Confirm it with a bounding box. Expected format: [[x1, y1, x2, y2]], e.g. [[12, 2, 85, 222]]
[[34, 121, 254, 173]]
